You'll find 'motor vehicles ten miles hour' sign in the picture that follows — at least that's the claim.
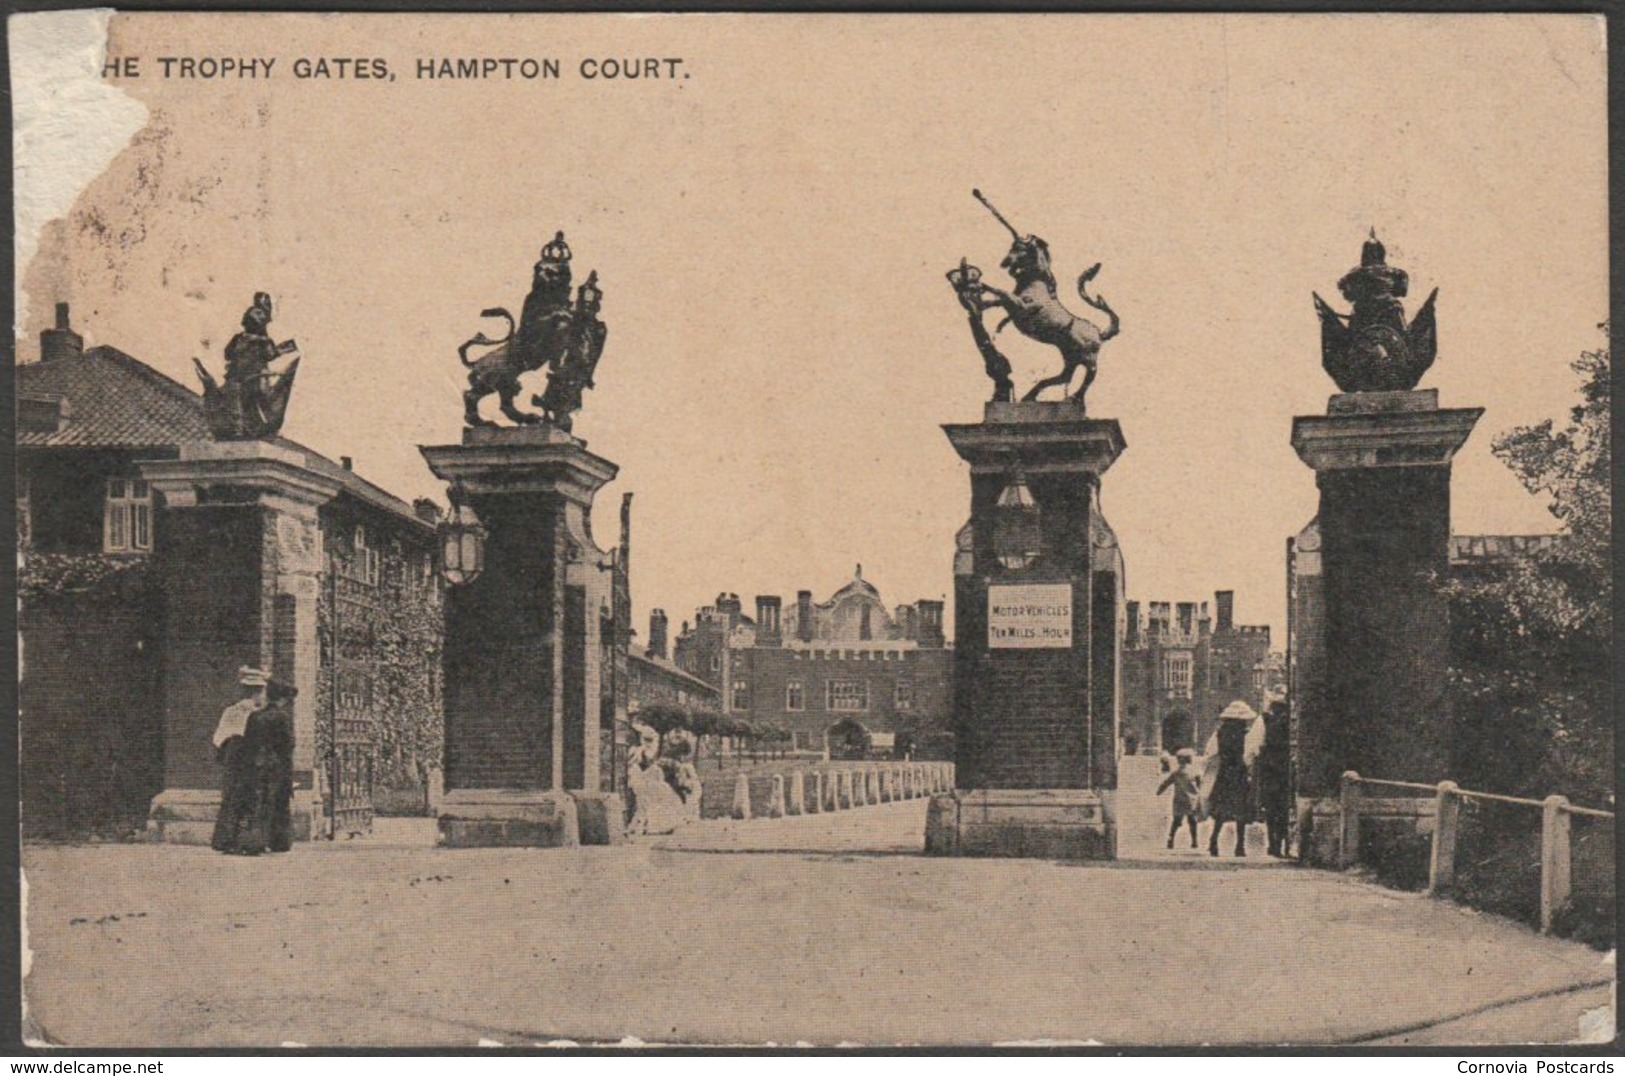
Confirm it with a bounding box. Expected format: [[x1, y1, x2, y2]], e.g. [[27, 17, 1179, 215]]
[[988, 584, 1073, 649]]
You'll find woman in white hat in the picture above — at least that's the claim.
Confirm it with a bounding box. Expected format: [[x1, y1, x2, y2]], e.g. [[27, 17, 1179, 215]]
[[211, 666, 269, 855]]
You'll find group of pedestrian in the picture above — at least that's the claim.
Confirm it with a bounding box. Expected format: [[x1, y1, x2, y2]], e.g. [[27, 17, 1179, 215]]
[[211, 665, 297, 856], [1155, 698, 1293, 858]]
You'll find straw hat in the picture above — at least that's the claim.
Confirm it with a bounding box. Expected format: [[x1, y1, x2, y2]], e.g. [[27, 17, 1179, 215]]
[[1219, 700, 1258, 722]]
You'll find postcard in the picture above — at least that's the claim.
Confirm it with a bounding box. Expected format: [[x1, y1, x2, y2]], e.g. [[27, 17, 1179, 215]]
[[11, 10, 1613, 1048]]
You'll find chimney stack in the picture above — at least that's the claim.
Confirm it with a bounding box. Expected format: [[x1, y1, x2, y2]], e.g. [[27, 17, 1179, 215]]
[[796, 590, 814, 643], [1215, 590, 1235, 633], [40, 302, 83, 363], [412, 497, 441, 524], [1125, 600, 1141, 648], [755, 595, 783, 646], [647, 609, 669, 660], [916, 599, 945, 648]]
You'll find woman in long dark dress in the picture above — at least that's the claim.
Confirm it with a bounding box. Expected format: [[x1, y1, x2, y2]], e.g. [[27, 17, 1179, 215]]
[[1258, 700, 1293, 858], [211, 670, 269, 855], [1207, 706, 1255, 858], [250, 680, 297, 853]]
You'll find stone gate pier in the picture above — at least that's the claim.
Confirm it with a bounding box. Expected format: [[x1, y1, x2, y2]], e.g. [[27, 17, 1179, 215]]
[[421, 425, 623, 847], [926, 401, 1126, 859]]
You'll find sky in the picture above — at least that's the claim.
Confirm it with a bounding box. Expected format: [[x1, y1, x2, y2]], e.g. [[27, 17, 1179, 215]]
[[13, 12, 1610, 643]]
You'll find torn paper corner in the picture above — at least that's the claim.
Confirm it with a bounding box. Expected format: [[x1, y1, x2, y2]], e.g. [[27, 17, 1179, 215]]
[[11, 8, 148, 333]]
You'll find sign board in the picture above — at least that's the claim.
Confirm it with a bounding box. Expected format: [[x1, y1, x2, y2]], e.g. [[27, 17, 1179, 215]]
[[988, 584, 1074, 649]]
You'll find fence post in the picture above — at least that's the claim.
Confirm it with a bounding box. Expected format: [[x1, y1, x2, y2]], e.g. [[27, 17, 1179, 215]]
[[1540, 795, 1572, 934], [1338, 770, 1362, 869], [1427, 781, 1459, 896]]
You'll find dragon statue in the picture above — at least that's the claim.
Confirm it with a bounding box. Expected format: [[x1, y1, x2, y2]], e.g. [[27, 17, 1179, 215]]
[[459, 231, 608, 430], [948, 189, 1119, 409], [1313, 230, 1437, 393]]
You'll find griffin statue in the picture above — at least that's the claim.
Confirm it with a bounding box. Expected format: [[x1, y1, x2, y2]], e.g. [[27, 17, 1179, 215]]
[[458, 232, 608, 431], [1314, 230, 1438, 393]]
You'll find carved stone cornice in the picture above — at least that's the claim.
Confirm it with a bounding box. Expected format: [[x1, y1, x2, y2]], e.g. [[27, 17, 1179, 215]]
[[420, 424, 619, 506], [1291, 396, 1482, 472], [944, 410, 1126, 477], [138, 440, 343, 515]]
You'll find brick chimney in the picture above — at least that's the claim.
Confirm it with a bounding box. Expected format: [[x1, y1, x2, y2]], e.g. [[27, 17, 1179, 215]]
[[647, 609, 669, 660], [796, 589, 814, 643], [412, 497, 441, 525], [755, 595, 782, 646], [40, 302, 83, 363], [1125, 600, 1141, 648], [1215, 590, 1235, 633], [916, 599, 945, 648]]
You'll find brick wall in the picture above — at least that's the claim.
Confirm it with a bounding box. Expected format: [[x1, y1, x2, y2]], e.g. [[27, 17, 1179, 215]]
[[1317, 465, 1453, 785], [156, 505, 265, 790], [733, 647, 952, 753], [442, 494, 560, 790]]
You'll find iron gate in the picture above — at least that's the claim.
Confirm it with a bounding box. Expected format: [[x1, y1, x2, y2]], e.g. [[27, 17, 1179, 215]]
[[329, 714, 376, 838]]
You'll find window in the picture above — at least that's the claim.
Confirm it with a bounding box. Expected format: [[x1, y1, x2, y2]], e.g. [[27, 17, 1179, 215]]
[[104, 479, 152, 553], [731, 679, 750, 711], [341, 524, 380, 585], [827, 679, 869, 712], [895, 681, 914, 711], [710, 655, 721, 673], [1160, 652, 1193, 699], [786, 681, 804, 711]]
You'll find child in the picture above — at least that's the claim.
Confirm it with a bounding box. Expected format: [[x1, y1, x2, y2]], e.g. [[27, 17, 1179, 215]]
[[1157, 748, 1202, 849]]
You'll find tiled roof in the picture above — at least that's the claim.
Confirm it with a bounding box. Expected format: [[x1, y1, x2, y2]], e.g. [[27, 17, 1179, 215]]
[[17, 347, 211, 447], [629, 650, 720, 697], [16, 349, 430, 530]]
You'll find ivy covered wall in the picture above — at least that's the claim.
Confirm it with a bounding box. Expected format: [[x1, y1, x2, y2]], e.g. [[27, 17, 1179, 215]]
[[316, 497, 444, 816]]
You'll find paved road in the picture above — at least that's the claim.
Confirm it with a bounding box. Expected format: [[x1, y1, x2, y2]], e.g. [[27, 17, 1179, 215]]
[[21, 797, 1612, 1048]]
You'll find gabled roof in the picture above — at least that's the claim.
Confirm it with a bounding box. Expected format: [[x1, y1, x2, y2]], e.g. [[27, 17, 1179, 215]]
[[17, 347, 211, 448], [827, 563, 881, 604], [16, 349, 430, 531]]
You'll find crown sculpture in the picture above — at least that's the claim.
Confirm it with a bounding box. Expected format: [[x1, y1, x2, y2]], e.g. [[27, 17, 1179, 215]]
[[194, 292, 301, 440], [458, 231, 608, 432], [1313, 230, 1438, 393], [947, 189, 1119, 411]]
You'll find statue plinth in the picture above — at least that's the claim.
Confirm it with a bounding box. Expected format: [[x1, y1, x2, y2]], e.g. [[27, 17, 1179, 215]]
[[926, 402, 1126, 860], [1289, 387, 1481, 865], [420, 424, 624, 847], [138, 440, 339, 843]]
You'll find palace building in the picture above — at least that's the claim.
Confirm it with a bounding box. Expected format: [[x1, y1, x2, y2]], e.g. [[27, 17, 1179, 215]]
[[1119, 589, 1280, 755], [671, 567, 953, 757]]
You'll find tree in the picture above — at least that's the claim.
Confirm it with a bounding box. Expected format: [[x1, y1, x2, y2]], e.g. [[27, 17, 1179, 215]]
[[1446, 327, 1612, 804]]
